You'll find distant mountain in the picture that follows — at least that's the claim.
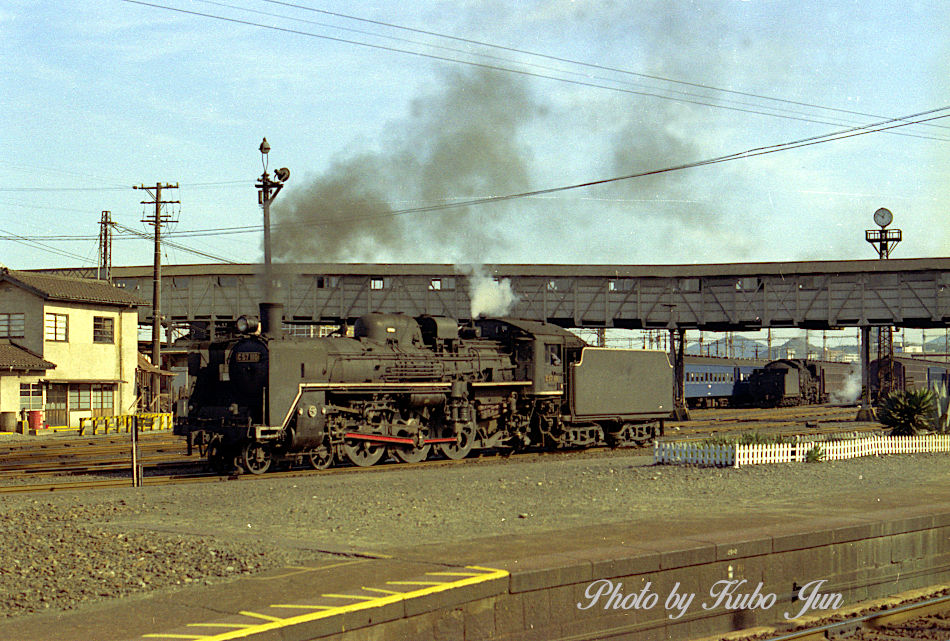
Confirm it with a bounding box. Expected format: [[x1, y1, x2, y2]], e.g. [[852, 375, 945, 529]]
[[685, 335, 768, 359], [685, 332, 950, 362]]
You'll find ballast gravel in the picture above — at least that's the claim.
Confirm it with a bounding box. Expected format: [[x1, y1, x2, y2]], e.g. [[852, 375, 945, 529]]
[[2, 448, 949, 619]]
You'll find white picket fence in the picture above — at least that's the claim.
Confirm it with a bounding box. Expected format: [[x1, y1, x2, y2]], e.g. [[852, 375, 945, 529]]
[[654, 433, 950, 468]]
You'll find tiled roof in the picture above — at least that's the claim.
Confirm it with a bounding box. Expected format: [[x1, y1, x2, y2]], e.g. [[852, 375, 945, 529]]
[[0, 340, 55, 372], [1, 269, 143, 307]]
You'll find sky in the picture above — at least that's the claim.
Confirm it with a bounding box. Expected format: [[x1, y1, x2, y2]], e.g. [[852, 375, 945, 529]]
[[1, 0, 949, 272]]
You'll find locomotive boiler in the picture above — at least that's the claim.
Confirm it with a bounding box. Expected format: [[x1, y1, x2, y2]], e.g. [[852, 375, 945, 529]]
[[175, 304, 673, 474]]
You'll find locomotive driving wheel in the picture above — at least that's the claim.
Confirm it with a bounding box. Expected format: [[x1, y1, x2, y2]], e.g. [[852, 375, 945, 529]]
[[306, 443, 333, 470], [206, 438, 234, 475], [241, 442, 272, 475], [437, 422, 475, 460], [342, 439, 386, 467], [391, 418, 431, 464]]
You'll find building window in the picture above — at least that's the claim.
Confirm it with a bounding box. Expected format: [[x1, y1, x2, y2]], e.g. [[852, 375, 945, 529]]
[[69, 384, 91, 410], [370, 278, 385, 290], [93, 316, 115, 343], [0, 313, 25, 338], [44, 313, 68, 342], [429, 279, 442, 291], [92, 385, 114, 416], [19, 383, 43, 411]]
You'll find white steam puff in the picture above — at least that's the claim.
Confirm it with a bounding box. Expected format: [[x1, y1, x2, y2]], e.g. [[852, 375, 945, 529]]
[[830, 364, 862, 404], [460, 265, 519, 318]]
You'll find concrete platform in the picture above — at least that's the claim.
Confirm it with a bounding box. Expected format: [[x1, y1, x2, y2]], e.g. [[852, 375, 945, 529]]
[[6, 484, 950, 641]]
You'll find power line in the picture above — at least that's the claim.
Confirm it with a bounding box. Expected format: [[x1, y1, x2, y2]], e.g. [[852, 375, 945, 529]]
[[193, 0, 896, 136], [333, 108, 950, 223], [262, 0, 950, 134], [0, 227, 95, 263], [120, 0, 950, 140], [9, 106, 946, 248], [111, 222, 236, 263], [211, 106, 950, 229], [0, 179, 249, 193]]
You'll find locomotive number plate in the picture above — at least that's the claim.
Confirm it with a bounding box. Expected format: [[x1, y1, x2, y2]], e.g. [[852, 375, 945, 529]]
[[235, 352, 260, 362]]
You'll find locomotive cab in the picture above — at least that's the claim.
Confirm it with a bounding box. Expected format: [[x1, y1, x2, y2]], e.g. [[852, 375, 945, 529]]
[[475, 318, 584, 395]]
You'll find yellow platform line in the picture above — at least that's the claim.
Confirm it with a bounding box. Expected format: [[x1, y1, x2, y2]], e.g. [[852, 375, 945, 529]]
[[251, 559, 367, 580], [386, 580, 446, 586], [321, 593, 377, 601], [360, 587, 405, 595], [142, 566, 508, 641], [425, 571, 484, 577], [237, 612, 284, 622], [269, 604, 335, 610], [187, 624, 255, 629], [143, 635, 208, 640]]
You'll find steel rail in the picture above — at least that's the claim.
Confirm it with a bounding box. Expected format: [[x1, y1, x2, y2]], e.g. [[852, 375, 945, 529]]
[[761, 593, 950, 641]]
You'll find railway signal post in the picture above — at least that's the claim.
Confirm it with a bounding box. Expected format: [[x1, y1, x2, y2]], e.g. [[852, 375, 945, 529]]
[[256, 138, 290, 303]]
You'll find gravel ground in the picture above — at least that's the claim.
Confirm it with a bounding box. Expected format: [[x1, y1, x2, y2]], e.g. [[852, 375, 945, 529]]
[[2, 448, 949, 620]]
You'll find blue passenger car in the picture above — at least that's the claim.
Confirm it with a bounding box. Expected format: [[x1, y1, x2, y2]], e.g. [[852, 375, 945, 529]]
[[683, 356, 766, 408]]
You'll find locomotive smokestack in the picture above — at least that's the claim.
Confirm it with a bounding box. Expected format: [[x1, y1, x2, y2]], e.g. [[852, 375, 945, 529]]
[[259, 302, 284, 339]]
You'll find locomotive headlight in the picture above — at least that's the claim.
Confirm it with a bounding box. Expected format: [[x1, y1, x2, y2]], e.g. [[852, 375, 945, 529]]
[[236, 315, 260, 334]]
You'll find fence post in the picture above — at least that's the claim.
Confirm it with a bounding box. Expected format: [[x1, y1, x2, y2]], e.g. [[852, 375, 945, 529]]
[[131, 415, 139, 488]]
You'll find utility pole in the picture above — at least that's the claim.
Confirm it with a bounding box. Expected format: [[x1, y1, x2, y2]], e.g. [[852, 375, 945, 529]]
[[97, 211, 113, 282], [134, 182, 179, 412]]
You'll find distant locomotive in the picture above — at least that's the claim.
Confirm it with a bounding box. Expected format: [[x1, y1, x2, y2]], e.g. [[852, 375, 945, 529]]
[[175, 305, 673, 474], [747, 359, 858, 406], [870, 356, 950, 399]]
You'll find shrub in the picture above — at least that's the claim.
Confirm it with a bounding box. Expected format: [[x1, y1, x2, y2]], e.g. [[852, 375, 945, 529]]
[[805, 444, 824, 463], [878, 388, 937, 436], [702, 432, 793, 447]]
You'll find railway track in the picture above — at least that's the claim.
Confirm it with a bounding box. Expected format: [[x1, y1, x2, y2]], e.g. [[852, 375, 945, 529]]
[[743, 589, 950, 641], [669, 405, 881, 440], [0, 443, 652, 493], [0, 405, 887, 494], [0, 433, 191, 472]]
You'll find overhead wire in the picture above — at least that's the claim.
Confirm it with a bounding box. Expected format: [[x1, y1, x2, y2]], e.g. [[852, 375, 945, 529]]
[[6, 4, 945, 262], [6, 106, 947, 247], [263, 107, 950, 227], [262, 0, 950, 134], [190, 0, 896, 135], [110, 222, 236, 263], [120, 0, 949, 140], [0, 228, 95, 264]]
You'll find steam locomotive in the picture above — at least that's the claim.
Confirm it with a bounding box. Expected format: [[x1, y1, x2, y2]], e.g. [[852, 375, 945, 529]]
[[746, 359, 858, 406], [175, 304, 673, 474]]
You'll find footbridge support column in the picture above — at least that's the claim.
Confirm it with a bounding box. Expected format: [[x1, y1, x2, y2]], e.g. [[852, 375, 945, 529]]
[[856, 324, 877, 421]]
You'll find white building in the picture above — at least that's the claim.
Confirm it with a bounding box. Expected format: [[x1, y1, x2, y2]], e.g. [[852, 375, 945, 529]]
[[0, 269, 142, 428]]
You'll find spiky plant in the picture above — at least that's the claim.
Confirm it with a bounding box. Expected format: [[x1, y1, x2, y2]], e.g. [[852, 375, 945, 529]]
[[805, 444, 824, 463], [878, 388, 937, 436]]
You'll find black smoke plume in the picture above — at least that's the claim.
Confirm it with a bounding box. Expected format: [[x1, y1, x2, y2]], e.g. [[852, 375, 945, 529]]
[[272, 68, 540, 262]]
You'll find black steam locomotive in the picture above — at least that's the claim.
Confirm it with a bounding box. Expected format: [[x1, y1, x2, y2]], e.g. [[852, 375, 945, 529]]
[[175, 304, 673, 474], [746, 359, 858, 406]]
